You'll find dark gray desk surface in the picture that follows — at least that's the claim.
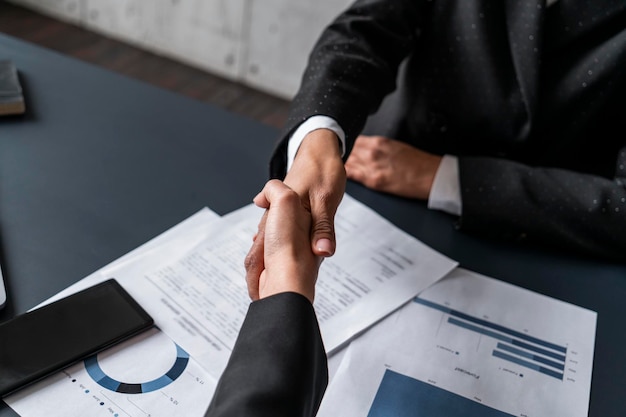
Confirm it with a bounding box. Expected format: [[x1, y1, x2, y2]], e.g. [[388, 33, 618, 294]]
[[1, 33, 625, 416]]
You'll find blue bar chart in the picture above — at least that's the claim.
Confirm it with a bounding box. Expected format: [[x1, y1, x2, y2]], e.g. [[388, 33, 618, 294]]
[[315, 268, 596, 417], [414, 297, 567, 380]]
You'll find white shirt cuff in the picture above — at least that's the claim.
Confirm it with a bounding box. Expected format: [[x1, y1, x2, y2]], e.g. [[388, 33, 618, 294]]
[[287, 116, 346, 172], [427, 155, 462, 216]]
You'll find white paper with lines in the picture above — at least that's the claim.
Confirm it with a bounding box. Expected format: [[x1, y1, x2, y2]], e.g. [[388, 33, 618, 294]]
[[109, 193, 457, 378], [5, 195, 456, 417], [317, 267, 597, 417]]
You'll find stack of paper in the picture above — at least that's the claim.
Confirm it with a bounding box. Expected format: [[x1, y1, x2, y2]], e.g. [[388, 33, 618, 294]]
[[5, 193, 458, 417], [5, 193, 597, 417]]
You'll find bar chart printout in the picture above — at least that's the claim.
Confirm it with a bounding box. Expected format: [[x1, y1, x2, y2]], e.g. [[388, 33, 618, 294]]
[[317, 268, 597, 417], [413, 297, 568, 381]]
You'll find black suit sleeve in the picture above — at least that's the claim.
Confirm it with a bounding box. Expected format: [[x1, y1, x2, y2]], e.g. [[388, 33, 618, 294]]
[[204, 292, 328, 417], [458, 148, 626, 262], [270, 0, 427, 178]]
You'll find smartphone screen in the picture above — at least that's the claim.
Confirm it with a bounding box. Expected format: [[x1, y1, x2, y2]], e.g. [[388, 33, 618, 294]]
[[0, 279, 154, 397]]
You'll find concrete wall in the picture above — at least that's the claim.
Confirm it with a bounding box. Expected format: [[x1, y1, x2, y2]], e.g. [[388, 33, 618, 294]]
[[10, 0, 353, 99]]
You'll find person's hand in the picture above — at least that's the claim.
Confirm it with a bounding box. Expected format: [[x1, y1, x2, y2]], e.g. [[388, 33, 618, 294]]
[[284, 129, 347, 257], [345, 135, 442, 200], [245, 129, 345, 300], [244, 180, 322, 303]]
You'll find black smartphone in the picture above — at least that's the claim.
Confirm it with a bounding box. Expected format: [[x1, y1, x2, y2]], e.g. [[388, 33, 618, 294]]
[[0, 279, 154, 397]]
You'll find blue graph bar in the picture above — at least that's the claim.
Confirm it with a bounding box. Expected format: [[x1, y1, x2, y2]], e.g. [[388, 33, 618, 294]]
[[448, 317, 566, 362], [492, 350, 564, 380], [449, 317, 514, 344], [414, 297, 567, 354], [368, 369, 516, 417], [509, 339, 566, 362], [496, 343, 564, 370]]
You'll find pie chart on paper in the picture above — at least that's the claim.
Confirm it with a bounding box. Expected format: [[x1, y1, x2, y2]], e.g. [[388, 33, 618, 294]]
[[84, 328, 190, 394]]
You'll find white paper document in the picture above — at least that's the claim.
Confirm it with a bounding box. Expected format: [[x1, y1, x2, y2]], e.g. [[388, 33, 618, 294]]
[[317, 268, 597, 417], [107, 193, 457, 376], [7, 328, 216, 417], [6, 194, 457, 417], [5, 208, 222, 417]]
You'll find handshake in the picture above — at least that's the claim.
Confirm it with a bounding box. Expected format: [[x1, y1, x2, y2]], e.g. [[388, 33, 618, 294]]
[[205, 179, 330, 417], [244, 179, 325, 304]]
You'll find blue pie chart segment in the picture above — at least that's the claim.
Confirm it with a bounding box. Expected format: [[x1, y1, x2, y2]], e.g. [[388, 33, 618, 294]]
[[84, 344, 190, 394]]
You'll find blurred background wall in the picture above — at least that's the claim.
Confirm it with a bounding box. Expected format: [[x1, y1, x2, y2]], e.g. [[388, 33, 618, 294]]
[[7, 0, 353, 99]]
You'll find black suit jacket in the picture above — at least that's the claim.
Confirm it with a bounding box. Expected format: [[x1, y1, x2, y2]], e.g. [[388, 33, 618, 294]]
[[270, 0, 626, 261], [205, 292, 328, 417]]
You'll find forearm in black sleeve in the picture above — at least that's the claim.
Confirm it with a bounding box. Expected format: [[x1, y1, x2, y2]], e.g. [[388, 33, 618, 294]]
[[270, 0, 428, 178], [205, 292, 328, 417], [458, 152, 626, 261]]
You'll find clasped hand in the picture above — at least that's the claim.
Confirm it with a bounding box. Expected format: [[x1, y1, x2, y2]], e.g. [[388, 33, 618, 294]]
[[245, 129, 345, 302], [244, 180, 323, 303], [245, 132, 442, 302], [346, 135, 442, 200]]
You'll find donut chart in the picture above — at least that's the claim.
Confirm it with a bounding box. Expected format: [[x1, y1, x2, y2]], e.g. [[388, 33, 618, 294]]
[[84, 344, 190, 394]]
